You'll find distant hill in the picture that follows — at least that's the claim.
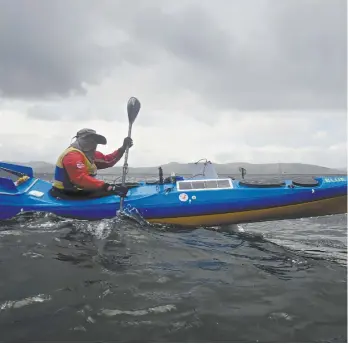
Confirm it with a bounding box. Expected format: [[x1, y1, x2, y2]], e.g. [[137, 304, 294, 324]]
[[3, 160, 346, 176], [115, 162, 346, 176], [336, 167, 347, 173]]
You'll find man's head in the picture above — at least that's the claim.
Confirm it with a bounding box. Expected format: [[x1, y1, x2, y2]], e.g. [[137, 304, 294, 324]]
[[70, 129, 107, 159]]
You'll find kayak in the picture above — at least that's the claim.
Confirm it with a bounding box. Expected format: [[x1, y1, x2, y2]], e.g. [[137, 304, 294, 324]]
[[0, 161, 347, 227]]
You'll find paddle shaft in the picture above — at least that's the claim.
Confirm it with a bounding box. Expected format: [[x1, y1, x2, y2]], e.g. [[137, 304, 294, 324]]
[[119, 123, 133, 211]]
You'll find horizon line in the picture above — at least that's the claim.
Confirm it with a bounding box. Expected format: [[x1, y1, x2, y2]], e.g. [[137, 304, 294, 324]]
[[5, 159, 346, 171]]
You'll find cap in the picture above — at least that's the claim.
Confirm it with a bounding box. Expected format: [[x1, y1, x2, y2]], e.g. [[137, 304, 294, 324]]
[[75, 128, 107, 145]]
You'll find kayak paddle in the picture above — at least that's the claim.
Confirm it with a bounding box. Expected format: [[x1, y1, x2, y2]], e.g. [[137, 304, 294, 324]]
[[119, 97, 141, 212]]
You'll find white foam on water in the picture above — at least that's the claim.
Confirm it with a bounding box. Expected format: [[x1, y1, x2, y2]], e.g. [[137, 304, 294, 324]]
[[76, 218, 119, 240], [71, 326, 87, 332], [219, 224, 245, 234], [157, 276, 170, 284], [0, 230, 23, 237], [0, 227, 65, 238], [25, 221, 62, 229], [125, 232, 148, 242], [102, 289, 112, 297], [269, 312, 294, 321], [122, 204, 151, 226], [94, 221, 112, 240], [87, 316, 96, 324], [0, 294, 51, 311], [99, 304, 176, 317], [122, 320, 153, 326], [22, 251, 44, 259], [237, 224, 245, 232]]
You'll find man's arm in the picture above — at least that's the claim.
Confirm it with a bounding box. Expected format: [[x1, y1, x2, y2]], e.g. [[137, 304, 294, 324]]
[[62, 151, 105, 190], [94, 148, 125, 170]]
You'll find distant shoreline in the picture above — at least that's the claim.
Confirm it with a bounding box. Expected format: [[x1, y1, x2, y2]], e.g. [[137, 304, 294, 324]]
[[3, 160, 347, 176]]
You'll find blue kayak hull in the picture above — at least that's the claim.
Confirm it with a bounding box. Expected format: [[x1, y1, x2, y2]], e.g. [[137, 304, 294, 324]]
[[149, 194, 347, 226], [0, 168, 347, 227]]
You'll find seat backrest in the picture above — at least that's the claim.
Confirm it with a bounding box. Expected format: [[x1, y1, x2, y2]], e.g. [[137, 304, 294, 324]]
[[0, 177, 18, 194]]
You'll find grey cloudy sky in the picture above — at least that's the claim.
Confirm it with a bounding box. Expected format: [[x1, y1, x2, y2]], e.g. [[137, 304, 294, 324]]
[[0, 0, 346, 168]]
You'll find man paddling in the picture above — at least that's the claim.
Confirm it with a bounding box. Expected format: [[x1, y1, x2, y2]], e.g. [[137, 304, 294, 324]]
[[50, 128, 132, 199]]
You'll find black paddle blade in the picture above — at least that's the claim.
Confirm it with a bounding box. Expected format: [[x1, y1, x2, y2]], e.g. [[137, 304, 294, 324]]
[[127, 97, 141, 124]]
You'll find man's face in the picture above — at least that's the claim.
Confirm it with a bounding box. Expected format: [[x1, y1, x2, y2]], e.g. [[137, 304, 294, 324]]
[[79, 135, 98, 151]]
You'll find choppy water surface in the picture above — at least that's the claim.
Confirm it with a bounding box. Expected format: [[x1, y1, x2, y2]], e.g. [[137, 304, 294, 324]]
[[0, 211, 346, 342]]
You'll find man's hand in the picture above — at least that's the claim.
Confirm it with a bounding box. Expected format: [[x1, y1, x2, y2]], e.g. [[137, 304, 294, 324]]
[[104, 183, 129, 197], [122, 137, 133, 149]]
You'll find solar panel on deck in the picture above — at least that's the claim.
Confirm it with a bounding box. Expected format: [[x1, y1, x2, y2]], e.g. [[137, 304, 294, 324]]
[[178, 182, 192, 190], [177, 179, 232, 191], [192, 181, 205, 189], [205, 180, 218, 188], [217, 180, 231, 188]]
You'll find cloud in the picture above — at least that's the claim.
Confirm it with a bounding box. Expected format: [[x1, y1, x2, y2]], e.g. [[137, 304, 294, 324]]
[[0, 0, 128, 99], [1, 0, 346, 110], [108, 0, 347, 111], [1, 106, 346, 168], [0, 0, 346, 168]]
